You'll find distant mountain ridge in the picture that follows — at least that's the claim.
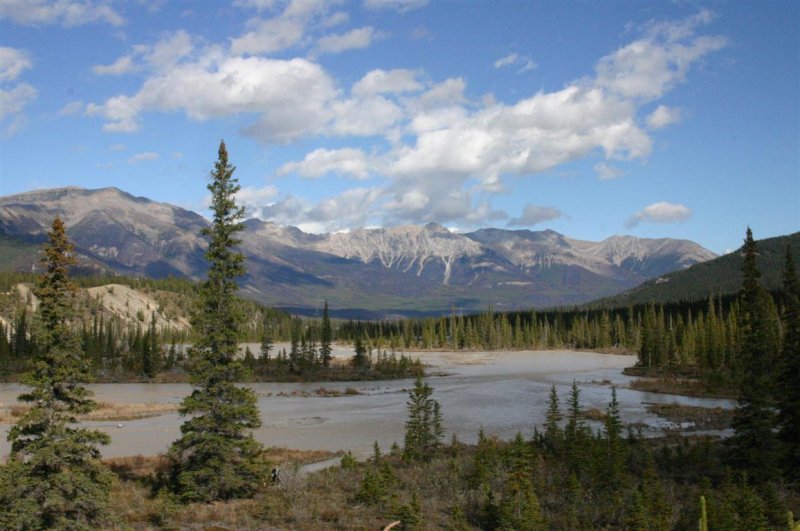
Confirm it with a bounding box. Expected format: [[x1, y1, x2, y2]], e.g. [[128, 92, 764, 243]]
[[592, 231, 800, 307], [0, 186, 717, 316]]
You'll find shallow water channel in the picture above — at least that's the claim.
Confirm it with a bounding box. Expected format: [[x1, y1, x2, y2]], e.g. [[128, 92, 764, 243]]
[[0, 350, 735, 459]]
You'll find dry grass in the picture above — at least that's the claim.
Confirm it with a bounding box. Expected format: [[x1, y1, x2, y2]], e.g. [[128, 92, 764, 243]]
[[0, 401, 179, 423], [582, 407, 608, 421], [269, 387, 363, 398], [645, 402, 734, 431], [629, 377, 737, 398]]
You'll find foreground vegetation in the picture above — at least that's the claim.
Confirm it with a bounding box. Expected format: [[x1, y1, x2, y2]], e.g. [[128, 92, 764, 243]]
[[14, 382, 795, 530]]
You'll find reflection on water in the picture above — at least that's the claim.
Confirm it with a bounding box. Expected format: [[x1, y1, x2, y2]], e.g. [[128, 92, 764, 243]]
[[0, 350, 735, 459]]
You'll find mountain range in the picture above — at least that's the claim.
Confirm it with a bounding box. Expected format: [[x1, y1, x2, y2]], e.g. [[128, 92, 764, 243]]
[[0, 187, 717, 317]]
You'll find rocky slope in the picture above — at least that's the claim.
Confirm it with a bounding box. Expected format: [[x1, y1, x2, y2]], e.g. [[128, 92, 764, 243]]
[[0, 187, 717, 316]]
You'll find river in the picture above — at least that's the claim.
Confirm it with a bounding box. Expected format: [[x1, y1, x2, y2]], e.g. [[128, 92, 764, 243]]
[[0, 350, 735, 459]]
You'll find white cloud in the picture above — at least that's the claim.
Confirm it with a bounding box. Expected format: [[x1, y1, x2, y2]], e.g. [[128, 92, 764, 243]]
[[278, 148, 370, 180], [352, 68, 423, 97], [0, 49, 36, 136], [92, 54, 135, 76], [230, 0, 328, 56], [0, 47, 33, 81], [647, 104, 681, 129], [259, 195, 308, 226], [58, 100, 85, 116], [82, 11, 726, 231], [494, 53, 536, 73], [323, 11, 349, 28], [494, 53, 518, 69], [330, 95, 404, 136], [127, 151, 159, 163], [625, 201, 692, 228], [109, 143, 125, 151], [594, 162, 624, 180], [594, 15, 726, 101], [306, 187, 383, 231], [316, 27, 377, 54], [507, 204, 563, 227], [89, 55, 338, 141], [231, 16, 305, 55], [363, 0, 429, 13], [0, 0, 124, 27], [0, 83, 37, 120], [235, 185, 279, 214], [143, 30, 193, 71]]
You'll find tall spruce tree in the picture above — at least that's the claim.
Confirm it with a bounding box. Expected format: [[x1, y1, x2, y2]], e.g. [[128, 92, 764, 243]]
[[320, 300, 333, 368], [544, 383, 563, 445], [1, 217, 112, 530], [727, 228, 781, 482], [777, 246, 800, 480], [403, 375, 443, 461], [168, 141, 265, 502]]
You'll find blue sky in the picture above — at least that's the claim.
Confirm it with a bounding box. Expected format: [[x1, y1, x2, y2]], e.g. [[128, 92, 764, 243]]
[[0, 0, 797, 255]]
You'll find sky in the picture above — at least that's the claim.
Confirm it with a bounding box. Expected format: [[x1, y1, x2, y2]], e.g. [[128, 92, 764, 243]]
[[0, 0, 798, 255]]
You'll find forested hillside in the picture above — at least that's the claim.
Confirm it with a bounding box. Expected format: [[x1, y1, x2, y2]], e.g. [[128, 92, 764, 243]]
[[593, 232, 800, 307]]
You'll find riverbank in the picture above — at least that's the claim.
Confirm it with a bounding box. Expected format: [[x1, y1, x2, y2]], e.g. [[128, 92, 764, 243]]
[[2, 349, 740, 461]]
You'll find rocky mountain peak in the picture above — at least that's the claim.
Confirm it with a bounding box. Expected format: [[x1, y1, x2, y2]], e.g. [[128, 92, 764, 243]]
[[0, 186, 719, 315]]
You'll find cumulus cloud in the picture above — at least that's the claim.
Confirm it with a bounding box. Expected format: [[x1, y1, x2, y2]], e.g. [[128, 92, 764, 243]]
[[235, 185, 279, 216], [127, 151, 159, 163], [259, 195, 308, 226], [647, 104, 681, 129], [352, 68, 423, 97], [594, 162, 624, 180], [278, 148, 370, 179], [83, 11, 725, 230], [625, 201, 692, 228], [594, 13, 726, 101], [507, 204, 564, 227], [0, 0, 124, 27], [306, 187, 383, 231], [316, 27, 378, 54], [0, 47, 32, 81], [88, 55, 338, 140], [230, 0, 328, 56], [92, 30, 194, 78]]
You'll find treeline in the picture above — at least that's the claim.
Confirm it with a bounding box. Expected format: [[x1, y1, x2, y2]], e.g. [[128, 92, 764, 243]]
[[0, 272, 297, 381], [243, 305, 423, 381]]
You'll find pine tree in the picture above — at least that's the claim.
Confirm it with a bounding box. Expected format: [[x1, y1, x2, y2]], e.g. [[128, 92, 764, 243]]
[[544, 383, 562, 445], [168, 141, 265, 502], [498, 432, 545, 530], [352, 334, 370, 372], [727, 228, 781, 483], [777, 245, 800, 480], [403, 375, 443, 461], [320, 300, 333, 368], [603, 386, 625, 488], [259, 317, 273, 364], [2, 217, 112, 529]]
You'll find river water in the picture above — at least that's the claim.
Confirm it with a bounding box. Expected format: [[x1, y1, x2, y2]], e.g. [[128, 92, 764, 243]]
[[0, 350, 735, 459]]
